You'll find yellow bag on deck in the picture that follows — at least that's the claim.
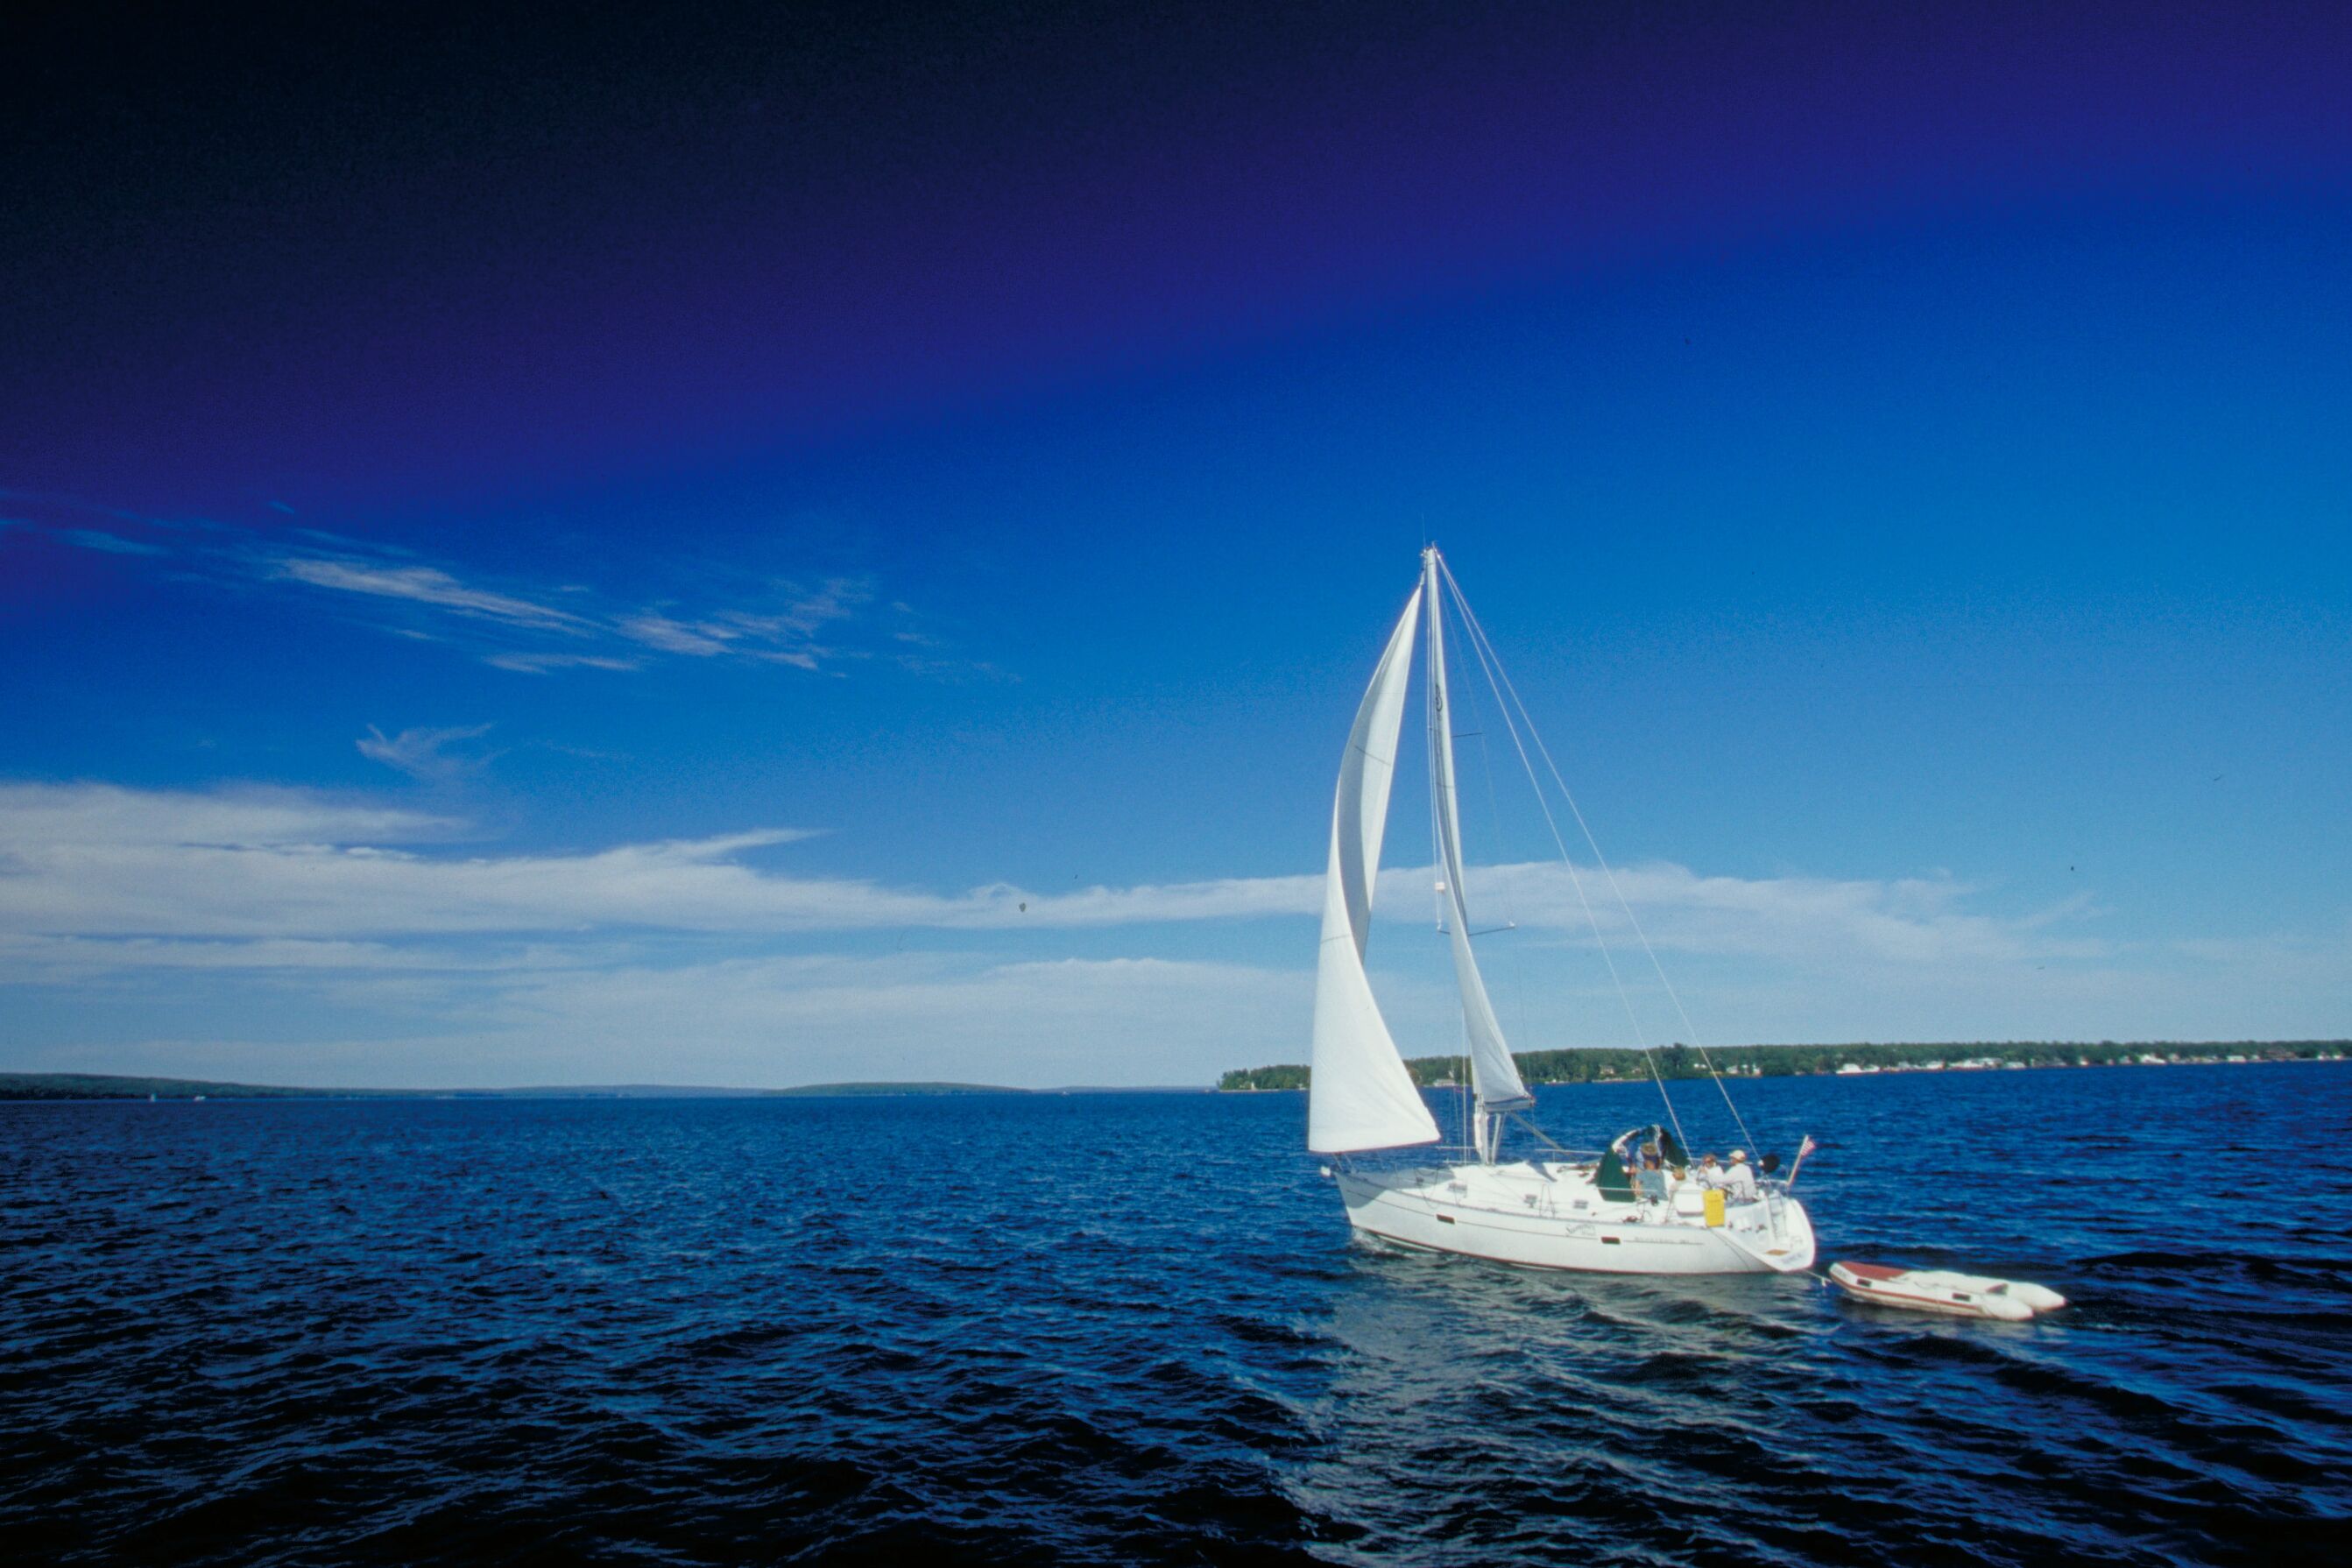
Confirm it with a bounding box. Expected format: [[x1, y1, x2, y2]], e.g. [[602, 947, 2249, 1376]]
[[1703, 1190, 1727, 1227]]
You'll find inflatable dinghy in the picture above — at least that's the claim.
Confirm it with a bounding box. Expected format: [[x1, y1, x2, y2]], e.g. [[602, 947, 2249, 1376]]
[[1829, 1261, 2067, 1321]]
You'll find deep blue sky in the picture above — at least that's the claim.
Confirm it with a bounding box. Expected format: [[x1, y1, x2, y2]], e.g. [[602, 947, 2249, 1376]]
[[3, 2, 2347, 1085]]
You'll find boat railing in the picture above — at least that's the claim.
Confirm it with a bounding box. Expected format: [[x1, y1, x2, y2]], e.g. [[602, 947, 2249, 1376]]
[[1435, 1143, 1609, 1167]]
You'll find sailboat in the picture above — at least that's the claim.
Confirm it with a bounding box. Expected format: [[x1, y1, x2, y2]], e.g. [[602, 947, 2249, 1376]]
[[1309, 547, 1817, 1275]]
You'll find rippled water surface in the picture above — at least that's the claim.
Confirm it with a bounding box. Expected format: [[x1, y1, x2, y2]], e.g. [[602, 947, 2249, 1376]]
[[4, 1063, 2348, 1564]]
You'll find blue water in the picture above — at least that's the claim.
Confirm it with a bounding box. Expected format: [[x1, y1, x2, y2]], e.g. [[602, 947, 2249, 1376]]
[[4, 1063, 2347, 1565]]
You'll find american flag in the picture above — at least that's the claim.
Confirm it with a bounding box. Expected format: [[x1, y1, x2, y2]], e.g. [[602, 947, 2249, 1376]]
[[1798, 1134, 1817, 1160]]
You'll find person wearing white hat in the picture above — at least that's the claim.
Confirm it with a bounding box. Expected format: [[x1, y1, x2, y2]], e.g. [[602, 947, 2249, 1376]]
[[1721, 1148, 1758, 1200]]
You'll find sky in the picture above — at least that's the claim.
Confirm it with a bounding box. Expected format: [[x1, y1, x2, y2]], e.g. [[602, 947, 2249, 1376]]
[[3, 1, 2348, 1087]]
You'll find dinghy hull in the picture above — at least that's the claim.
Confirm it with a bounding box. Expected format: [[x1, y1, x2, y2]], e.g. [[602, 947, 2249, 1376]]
[[1829, 1261, 2065, 1319]]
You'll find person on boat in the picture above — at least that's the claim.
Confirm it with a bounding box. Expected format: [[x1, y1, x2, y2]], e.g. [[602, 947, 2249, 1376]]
[[1692, 1153, 1724, 1188], [1721, 1149, 1758, 1200], [1638, 1154, 1670, 1204]]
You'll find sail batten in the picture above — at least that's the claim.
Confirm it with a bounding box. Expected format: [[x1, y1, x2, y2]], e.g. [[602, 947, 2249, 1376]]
[[1307, 586, 1440, 1155], [1424, 553, 1535, 1113]]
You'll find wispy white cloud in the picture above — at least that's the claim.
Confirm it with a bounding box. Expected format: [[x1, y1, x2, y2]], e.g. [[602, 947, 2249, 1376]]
[[483, 653, 645, 675], [2168, 925, 2352, 985], [0, 784, 2177, 969], [617, 612, 734, 654], [615, 579, 869, 668], [0, 783, 456, 851], [1440, 858, 2107, 966], [729, 577, 869, 640], [0, 784, 1298, 940], [0, 933, 591, 978], [2, 493, 975, 682], [60, 528, 168, 556], [357, 724, 498, 782], [279, 558, 590, 632]]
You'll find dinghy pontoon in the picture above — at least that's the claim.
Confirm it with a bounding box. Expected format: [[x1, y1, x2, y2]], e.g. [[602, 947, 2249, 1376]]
[[1829, 1261, 2067, 1320]]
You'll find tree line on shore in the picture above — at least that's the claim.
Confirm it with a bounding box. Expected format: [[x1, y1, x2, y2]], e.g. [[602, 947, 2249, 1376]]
[[1215, 1039, 2348, 1091]]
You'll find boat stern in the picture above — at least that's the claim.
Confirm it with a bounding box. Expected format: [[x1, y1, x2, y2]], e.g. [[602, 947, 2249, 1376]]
[[1758, 1191, 1818, 1272]]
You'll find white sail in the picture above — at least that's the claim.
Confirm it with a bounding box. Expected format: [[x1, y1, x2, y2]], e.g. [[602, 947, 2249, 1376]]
[[1308, 585, 1440, 1155], [1424, 553, 1534, 1112]]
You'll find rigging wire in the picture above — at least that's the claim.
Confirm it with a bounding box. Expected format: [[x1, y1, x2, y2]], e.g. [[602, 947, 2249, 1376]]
[[1439, 557, 1763, 1157], [1430, 560, 1691, 1158], [1440, 593, 1517, 933], [1438, 595, 1536, 1087]]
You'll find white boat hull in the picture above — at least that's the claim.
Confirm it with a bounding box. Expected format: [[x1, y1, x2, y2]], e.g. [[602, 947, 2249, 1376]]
[[1335, 1160, 1817, 1276]]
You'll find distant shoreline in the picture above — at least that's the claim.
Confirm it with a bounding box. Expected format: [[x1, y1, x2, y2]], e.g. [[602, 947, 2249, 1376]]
[[6, 1046, 2341, 1103], [0, 1074, 1212, 1104], [1216, 1040, 2349, 1091]]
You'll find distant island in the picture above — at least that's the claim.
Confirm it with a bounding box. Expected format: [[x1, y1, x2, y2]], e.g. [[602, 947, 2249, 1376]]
[[766, 1081, 1028, 1098], [1217, 1039, 2349, 1091]]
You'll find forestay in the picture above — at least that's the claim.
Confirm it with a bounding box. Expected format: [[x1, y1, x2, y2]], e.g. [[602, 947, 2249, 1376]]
[[1307, 586, 1441, 1155]]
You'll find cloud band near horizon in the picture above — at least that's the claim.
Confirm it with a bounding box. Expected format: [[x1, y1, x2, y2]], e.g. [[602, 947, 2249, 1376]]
[[2, 781, 2343, 1089]]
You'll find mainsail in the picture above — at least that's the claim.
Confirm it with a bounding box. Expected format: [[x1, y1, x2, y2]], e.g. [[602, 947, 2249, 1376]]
[[1307, 585, 1441, 1155], [1423, 553, 1535, 1112]]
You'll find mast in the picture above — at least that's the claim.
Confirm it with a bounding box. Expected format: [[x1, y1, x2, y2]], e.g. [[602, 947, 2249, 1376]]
[[1423, 547, 1534, 1162]]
